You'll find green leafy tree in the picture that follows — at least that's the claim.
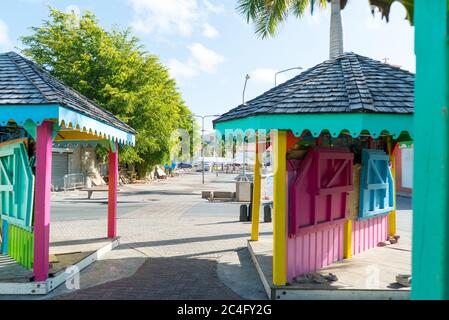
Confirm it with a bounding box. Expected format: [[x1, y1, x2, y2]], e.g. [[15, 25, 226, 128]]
[[21, 8, 194, 176]]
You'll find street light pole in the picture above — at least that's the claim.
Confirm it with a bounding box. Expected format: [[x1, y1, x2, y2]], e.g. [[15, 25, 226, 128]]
[[238, 74, 251, 182], [201, 116, 205, 184], [274, 66, 303, 87], [242, 74, 250, 105], [193, 114, 221, 185]]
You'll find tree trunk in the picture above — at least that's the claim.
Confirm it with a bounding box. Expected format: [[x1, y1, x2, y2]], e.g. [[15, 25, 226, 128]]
[[329, 0, 344, 59]]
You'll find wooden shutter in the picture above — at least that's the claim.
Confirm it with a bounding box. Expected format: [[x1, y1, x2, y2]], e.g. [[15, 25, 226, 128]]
[[359, 149, 394, 219], [0, 140, 35, 229]]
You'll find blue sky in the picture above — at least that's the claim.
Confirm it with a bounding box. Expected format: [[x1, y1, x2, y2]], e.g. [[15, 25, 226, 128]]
[[0, 0, 415, 131]]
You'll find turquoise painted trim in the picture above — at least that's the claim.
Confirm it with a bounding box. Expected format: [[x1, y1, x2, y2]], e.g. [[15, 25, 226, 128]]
[[0, 104, 59, 127], [58, 107, 135, 146], [1, 220, 8, 254], [0, 104, 135, 146], [23, 119, 60, 140], [0, 142, 35, 230], [412, 0, 449, 300], [213, 113, 413, 138], [22, 120, 37, 140]]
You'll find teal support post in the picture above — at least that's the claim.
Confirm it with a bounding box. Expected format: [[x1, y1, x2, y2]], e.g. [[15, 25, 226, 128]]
[[1, 220, 8, 254], [412, 0, 449, 299]]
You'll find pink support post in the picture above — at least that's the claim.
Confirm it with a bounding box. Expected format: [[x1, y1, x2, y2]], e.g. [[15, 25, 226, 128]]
[[33, 121, 53, 281], [108, 142, 118, 238]]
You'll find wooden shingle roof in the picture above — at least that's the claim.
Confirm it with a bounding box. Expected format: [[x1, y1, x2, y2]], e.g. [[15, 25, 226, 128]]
[[0, 51, 135, 134], [214, 52, 414, 125]]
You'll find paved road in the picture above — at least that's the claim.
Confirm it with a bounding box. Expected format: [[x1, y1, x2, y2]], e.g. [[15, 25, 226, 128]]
[[46, 172, 271, 300], [395, 196, 412, 250]]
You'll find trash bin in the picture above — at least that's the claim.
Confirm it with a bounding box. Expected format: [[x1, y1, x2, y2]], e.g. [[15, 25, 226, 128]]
[[264, 204, 272, 222], [240, 204, 248, 222], [247, 183, 253, 222]]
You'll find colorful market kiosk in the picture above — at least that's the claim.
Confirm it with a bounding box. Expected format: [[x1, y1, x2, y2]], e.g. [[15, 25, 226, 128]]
[[214, 52, 414, 295], [0, 52, 135, 293]]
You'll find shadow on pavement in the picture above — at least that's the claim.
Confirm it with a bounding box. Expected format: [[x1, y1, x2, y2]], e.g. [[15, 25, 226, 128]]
[[54, 256, 242, 300], [120, 232, 273, 250]]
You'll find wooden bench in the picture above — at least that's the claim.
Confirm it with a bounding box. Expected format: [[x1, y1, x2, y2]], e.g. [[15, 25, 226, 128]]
[[81, 186, 121, 199]]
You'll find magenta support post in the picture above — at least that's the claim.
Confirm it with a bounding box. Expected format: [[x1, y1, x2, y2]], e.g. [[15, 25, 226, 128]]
[[33, 121, 53, 281], [108, 142, 118, 238]]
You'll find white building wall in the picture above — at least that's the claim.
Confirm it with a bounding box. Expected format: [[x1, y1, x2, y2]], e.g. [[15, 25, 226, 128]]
[[401, 146, 414, 189]]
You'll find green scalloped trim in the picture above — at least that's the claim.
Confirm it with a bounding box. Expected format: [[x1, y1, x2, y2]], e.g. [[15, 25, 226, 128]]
[[213, 113, 413, 140]]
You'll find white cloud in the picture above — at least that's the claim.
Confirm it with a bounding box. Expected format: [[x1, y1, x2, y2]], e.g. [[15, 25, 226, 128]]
[[251, 68, 287, 85], [168, 59, 199, 78], [129, 0, 199, 36], [0, 20, 12, 51], [189, 43, 225, 73], [202, 23, 219, 38], [168, 43, 225, 79], [128, 0, 223, 38]]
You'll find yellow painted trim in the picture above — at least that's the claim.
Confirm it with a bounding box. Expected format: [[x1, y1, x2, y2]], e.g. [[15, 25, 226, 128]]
[[387, 136, 397, 236], [251, 133, 262, 241], [55, 129, 106, 141], [344, 220, 352, 259], [273, 130, 287, 286]]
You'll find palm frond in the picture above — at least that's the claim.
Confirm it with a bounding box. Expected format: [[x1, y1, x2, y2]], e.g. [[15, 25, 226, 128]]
[[236, 0, 266, 23], [292, 0, 311, 17], [236, 0, 291, 38], [237, 0, 414, 40], [238, 0, 327, 38], [307, 0, 327, 15], [266, 0, 290, 35], [369, 0, 414, 25]]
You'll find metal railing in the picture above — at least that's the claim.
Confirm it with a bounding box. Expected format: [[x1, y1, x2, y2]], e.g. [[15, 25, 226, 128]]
[[63, 173, 85, 191]]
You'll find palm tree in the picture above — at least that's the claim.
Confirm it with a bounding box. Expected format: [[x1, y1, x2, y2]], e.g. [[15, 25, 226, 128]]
[[236, 0, 414, 58], [237, 0, 347, 59], [329, 0, 345, 58]]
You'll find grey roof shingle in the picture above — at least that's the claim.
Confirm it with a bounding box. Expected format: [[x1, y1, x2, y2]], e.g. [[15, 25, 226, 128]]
[[214, 52, 414, 124], [0, 51, 135, 134]]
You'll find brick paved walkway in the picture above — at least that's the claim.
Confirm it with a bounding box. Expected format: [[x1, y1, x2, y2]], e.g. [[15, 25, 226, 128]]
[[55, 257, 240, 300], [45, 173, 272, 300]]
